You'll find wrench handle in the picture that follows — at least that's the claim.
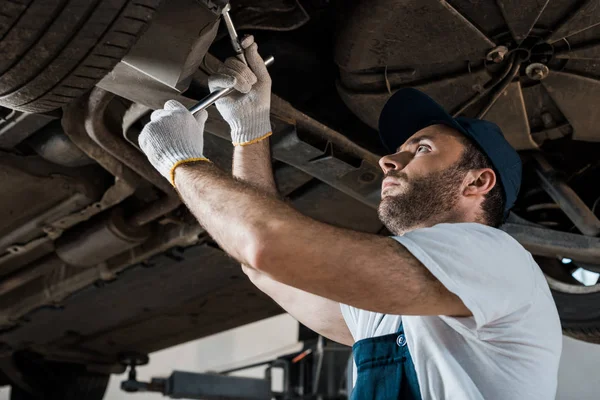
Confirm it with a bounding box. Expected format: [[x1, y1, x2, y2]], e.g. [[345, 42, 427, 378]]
[[189, 55, 274, 114]]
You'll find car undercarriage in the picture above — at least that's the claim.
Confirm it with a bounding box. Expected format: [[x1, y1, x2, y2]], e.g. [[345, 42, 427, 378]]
[[1, 0, 600, 398]]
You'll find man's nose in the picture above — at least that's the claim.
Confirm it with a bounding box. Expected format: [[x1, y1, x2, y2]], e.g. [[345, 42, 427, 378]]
[[378, 152, 409, 174]]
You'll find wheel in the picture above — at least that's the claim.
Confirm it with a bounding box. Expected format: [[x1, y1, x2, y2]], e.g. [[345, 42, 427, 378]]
[[9, 353, 109, 400], [0, 0, 163, 113], [538, 257, 600, 344]]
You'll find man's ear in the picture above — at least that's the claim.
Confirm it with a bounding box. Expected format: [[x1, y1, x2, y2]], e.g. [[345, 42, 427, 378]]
[[463, 168, 496, 198]]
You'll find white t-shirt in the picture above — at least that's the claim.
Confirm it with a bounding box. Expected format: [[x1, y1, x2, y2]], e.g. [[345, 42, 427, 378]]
[[340, 223, 562, 400]]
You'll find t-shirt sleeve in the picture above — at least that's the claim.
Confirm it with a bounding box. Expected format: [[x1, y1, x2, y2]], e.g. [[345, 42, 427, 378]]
[[340, 303, 359, 340], [392, 223, 536, 330]]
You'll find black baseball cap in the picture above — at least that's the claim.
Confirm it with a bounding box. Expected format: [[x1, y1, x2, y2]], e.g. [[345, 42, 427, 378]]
[[378, 88, 522, 214]]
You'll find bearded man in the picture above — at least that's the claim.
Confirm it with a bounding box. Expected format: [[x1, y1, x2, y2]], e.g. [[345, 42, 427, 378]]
[[139, 37, 562, 400]]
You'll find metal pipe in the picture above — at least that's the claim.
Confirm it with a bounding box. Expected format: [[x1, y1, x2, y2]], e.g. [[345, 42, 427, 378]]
[[533, 153, 600, 236], [86, 88, 176, 196], [452, 54, 516, 117], [27, 123, 94, 167], [271, 95, 381, 166], [0, 255, 62, 297], [62, 98, 142, 186], [476, 58, 522, 119], [126, 195, 182, 227], [501, 223, 600, 263], [55, 208, 150, 267], [84, 88, 181, 223]]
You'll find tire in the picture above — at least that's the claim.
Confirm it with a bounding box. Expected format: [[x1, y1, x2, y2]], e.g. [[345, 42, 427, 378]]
[[0, 0, 163, 113], [9, 357, 109, 400], [537, 257, 600, 344]]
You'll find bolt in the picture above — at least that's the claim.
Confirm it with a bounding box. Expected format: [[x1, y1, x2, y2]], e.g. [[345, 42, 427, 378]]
[[541, 112, 554, 128], [486, 46, 509, 63], [525, 63, 549, 81]]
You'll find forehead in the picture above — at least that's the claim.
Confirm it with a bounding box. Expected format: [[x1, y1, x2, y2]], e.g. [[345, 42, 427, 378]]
[[397, 124, 464, 152]]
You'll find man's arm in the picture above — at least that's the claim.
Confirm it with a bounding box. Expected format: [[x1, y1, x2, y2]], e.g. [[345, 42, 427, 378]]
[[174, 162, 471, 318], [208, 36, 353, 346], [138, 37, 469, 324], [233, 139, 353, 346]]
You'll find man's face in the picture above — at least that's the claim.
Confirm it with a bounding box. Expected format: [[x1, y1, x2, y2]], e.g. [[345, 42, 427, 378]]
[[377, 125, 468, 235]]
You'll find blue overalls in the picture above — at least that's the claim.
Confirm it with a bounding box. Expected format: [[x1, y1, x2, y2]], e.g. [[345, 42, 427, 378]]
[[350, 321, 422, 399]]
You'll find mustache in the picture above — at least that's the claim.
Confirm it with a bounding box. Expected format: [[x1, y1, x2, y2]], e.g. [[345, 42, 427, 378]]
[[384, 171, 408, 180]]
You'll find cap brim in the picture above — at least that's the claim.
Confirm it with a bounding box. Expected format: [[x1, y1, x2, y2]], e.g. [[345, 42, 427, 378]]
[[378, 88, 468, 152]]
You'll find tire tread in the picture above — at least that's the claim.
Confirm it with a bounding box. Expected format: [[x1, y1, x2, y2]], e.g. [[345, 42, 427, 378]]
[[0, 0, 163, 113]]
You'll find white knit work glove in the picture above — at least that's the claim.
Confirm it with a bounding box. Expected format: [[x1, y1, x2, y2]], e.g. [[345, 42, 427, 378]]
[[138, 100, 209, 185], [208, 35, 272, 146]]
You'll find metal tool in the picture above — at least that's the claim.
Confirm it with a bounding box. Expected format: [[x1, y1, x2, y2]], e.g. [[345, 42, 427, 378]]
[[190, 55, 274, 114], [189, 4, 275, 114], [222, 4, 244, 63]]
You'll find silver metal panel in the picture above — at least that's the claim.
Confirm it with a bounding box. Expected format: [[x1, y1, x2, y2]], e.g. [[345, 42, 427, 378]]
[[97, 0, 219, 108]]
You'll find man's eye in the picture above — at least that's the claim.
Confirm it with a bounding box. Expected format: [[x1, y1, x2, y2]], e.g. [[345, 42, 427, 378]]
[[416, 145, 430, 153]]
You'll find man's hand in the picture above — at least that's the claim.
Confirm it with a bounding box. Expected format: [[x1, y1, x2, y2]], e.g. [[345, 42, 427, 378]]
[[209, 35, 272, 146], [138, 100, 209, 185]]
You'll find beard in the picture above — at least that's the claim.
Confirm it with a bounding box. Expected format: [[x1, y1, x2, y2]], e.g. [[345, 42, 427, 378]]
[[377, 164, 466, 235]]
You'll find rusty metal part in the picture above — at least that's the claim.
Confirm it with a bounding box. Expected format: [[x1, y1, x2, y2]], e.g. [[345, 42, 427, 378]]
[[126, 196, 183, 227], [26, 122, 94, 167], [533, 154, 600, 237], [484, 81, 538, 150], [338, 68, 491, 129], [122, 102, 152, 148], [486, 45, 509, 63], [497, 0, 549, 44], [541, 71, 600, 142], [335, 0, 494, 73], [0, 255, 63, 298], [333, 0, 600, 148], [547, 0, 600, 43], [271, 96, 381, 166], [0, 194, 89, 256], [0, 223, 204, 329], [55, 209, 151, 267], [62, 98, 142, 187], [84, 88, 181, 222], [525, 63, 549, 80], [204, 109, 382, 209], [477, 57, 523, 118], [0, 99, 143, 290], [229, 0, 310, 32], [0, 109, 56, 149], [85, 88, 174, 196], [501, 222, 600, 264]]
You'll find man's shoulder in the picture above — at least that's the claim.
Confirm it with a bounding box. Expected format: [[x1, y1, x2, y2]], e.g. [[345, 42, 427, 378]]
[[397, 222, 527, 254]]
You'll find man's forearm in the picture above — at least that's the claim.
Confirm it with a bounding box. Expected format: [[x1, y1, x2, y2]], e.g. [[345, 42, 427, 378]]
[[174, 162, 299, 268], [233, 140, 277, 195], [232, 140, 276, 277]]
